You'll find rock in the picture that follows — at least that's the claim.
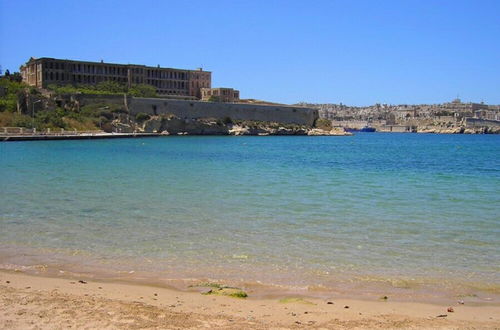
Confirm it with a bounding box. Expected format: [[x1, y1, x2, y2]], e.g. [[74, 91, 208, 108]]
[[78, 280, 87, 284], [307, 128, 352, 136], [327, 301, 334, 304], [458, 300, 464, 305], [447, 307, 454, 313], [112, 122, 135, 133], [344, 305, 349, 309], [329, 127, 352, 136], [436, 314, 447, 318], [228, 125, 250, 136], [143, 118, 163, 132], [307, 128, 327, 136]]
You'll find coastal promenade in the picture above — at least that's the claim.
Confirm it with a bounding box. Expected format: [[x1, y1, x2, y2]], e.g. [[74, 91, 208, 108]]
[[0, 131, 161, 142]]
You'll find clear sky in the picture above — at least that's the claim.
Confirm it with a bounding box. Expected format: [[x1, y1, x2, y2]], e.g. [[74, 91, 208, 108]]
[[1, 0, 499, 105]]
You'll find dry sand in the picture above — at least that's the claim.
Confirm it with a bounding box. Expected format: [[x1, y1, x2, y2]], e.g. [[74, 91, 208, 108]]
[[1, 270, 499, 329]]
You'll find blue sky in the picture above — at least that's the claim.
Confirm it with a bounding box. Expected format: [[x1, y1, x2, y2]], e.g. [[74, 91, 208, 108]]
[[1, 0, 499, 105]]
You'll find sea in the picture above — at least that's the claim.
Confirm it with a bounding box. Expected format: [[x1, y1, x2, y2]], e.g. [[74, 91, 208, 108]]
[[1, 133, 499, 302]]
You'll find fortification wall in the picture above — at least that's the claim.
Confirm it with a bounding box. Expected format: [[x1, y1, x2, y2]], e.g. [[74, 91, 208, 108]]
[[465, 118, 500, 127], [128, 98, 318, 126], [73, 94, 126, 107]]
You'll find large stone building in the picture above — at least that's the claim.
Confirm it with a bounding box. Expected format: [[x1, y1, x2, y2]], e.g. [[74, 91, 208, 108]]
[[20, 57, 211, 98], [201, 87, 240, 102]]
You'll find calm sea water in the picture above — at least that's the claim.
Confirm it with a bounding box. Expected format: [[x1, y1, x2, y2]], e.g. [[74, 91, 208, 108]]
[[1, 134, 499, 301]]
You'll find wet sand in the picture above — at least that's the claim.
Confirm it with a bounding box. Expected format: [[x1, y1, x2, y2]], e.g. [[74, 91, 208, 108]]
[[1, 270, 499, 329]]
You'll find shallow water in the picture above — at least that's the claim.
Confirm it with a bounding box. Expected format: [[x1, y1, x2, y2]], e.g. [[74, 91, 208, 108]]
[[1, 134, 499, 301]]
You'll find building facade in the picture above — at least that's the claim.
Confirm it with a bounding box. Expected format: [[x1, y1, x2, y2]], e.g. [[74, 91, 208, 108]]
[[20, 57, 211, 98], [201, 87, 240, 102]]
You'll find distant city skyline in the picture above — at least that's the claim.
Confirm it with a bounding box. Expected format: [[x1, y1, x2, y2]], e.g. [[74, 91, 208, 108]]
[[1, 0, 499, 106]]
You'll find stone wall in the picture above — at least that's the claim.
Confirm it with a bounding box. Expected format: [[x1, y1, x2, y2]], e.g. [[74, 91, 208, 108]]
[[465, 118, 500, 128], [128, 97, 318, 126], [73, 94, 126, 107]]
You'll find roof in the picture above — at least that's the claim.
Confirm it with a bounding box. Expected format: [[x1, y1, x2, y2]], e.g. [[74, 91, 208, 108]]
[[24, 57, 211, 73]]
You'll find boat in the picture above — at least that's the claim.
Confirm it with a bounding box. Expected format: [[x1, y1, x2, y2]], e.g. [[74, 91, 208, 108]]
[[345, 126, 376, 133], [359, 126, 376, 132]]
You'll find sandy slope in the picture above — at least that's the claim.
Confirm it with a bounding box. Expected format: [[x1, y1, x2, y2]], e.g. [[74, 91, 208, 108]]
[[1, 271, 499, 329]]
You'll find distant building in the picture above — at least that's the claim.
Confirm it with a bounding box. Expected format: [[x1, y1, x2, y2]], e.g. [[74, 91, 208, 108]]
[[20, 57, 211, 98], [201, 87, 240, 102]]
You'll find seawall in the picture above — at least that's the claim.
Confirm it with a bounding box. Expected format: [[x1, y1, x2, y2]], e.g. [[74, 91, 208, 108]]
[[128, 97, 318, 126], [465, 118, 500, 128]]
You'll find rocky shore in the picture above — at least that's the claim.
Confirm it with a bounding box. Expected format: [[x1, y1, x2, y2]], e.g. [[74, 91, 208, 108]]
[[115, 115, 352, 136], [415, 126, 500, 134]]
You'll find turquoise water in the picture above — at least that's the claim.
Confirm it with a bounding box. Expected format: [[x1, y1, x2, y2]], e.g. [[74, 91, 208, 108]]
[[1, 134, 499, 300]]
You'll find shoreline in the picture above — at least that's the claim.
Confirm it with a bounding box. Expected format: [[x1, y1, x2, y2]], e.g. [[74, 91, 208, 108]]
[[2, 129, 499, 142], [1, 270, 499, 329], [1, 247, 498, 306], [0, 132, 163, 142]]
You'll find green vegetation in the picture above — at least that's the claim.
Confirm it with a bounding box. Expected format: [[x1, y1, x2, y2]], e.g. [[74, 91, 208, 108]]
[[224, 289, 248, 298], [135, 112, 151, 122], [204, 287, 248, 298], [30, 103, 122, 131], [191, 282, 248, 298], [128, 84, 157, 98], [0, 76, 26, 112], [208, 95, 220, 102], [0, 75, 135, 131], [278, 297, 316, 305], [0, 75, 34, 128], [0, 111, 32, 128], [47, 81, 158, 98], [315, 118, 332, 130]]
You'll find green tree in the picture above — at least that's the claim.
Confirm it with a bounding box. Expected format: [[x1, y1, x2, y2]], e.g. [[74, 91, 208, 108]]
[[0, 77, 27, 112], [95, 81, 127, 93], [128, 84, 157, 98]]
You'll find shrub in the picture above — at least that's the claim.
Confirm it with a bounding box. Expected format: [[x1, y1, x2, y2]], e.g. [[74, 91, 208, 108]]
[[315, 118, 332, 130], [136, 112, 150, 122], [128, 84, 157, 98]]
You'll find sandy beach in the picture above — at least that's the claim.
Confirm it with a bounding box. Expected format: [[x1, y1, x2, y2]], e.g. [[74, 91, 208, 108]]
[[1, 270, 499, 329]]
